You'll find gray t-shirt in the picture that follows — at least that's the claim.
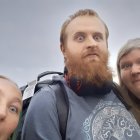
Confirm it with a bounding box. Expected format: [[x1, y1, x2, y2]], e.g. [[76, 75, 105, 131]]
[[21, 76, 140, 140]]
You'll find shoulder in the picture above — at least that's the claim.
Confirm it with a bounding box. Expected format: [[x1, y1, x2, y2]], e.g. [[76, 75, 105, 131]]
[[21, 84, 62, 140], [23, 85, 59, 127], [28, 85, 57, 111]]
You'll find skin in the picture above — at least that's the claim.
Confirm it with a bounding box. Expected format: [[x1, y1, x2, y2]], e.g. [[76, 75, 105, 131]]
[[0, 78, 22, 140], [61, 15, 108, 65], [119, 48, 140, 99]]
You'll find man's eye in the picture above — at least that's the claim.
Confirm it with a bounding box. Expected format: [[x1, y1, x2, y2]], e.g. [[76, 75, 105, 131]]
[[76, 35, 85, 42], [93, 35, 102, 41], [9, 106, 18, 114]]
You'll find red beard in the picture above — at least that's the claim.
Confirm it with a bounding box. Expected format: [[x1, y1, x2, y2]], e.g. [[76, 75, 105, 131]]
[[65, 49, 112, 87]]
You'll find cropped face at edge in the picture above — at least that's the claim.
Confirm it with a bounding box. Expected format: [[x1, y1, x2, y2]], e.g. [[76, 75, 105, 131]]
[[120, 48, 140, 99], [0, 78, 22, 140]]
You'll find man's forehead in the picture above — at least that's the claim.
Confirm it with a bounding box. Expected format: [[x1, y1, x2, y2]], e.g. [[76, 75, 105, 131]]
[[65, 16, 106, 35]]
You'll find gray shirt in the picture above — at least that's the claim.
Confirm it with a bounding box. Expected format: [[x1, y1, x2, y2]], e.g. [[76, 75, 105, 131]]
[[21, 76, 140, 140]]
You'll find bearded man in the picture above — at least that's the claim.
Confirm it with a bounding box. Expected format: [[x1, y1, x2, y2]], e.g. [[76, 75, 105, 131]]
[[21, 9, 140, 140]]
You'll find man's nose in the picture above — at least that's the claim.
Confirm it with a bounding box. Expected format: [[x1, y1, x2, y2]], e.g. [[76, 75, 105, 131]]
[[0, 104, 7, 121], [86, 37, 97, 49], [131, 64, 140, 76]]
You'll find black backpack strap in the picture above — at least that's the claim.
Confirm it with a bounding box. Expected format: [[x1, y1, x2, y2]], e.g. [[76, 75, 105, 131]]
[[38, 71, 69, 139], [51, 82, 69, 140]]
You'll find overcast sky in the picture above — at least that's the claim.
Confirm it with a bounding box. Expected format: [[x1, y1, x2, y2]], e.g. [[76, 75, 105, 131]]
[[0, 0, 140, 86]]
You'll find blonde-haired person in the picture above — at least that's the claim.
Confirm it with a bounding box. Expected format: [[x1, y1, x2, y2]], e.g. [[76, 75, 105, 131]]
[[0, 75, 22, 140], [117, 38, 140, 124]]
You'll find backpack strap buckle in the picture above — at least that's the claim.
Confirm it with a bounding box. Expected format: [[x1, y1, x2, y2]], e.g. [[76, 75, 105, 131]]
[[22, 79, 37, 101]]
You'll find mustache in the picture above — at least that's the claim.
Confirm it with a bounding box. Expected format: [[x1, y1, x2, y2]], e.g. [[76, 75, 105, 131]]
[[81, 49, 100, 58]]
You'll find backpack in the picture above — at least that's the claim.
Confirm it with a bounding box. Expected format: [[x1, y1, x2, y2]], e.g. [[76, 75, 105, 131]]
[[11, 71, 69, 140]]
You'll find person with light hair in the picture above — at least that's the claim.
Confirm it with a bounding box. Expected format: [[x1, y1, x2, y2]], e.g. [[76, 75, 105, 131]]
[[117, 38, 140, 124], [0, 75, 22, 140]]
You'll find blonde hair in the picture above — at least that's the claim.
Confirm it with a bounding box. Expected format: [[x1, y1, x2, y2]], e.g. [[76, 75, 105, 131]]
[[60, 9, 109, 45], [0, 75, 21, 93]]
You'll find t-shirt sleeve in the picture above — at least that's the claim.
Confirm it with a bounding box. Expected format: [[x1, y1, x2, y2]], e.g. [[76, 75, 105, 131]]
[[21, 87, 62, 140]]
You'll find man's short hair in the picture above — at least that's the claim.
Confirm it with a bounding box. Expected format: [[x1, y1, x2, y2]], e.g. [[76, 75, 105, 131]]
[[60, 9, 109, 45]]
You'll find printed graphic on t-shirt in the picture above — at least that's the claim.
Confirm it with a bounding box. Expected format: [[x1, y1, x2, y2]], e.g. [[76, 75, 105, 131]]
[[82, 100, 140, 140]]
